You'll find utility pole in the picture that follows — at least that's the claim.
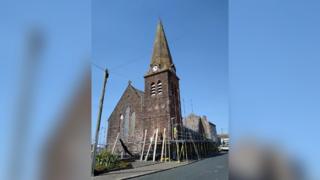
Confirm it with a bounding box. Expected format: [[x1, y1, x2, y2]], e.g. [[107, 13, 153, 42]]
[[91, 68, 109, 176]]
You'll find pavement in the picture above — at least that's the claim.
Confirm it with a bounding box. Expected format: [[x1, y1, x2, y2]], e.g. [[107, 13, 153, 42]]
[[94, 153, 228, 180], [94, 161, 190, 180]]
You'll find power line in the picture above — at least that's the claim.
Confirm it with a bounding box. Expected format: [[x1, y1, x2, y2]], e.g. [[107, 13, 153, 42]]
[[92, 62, 141, 82], [92, 33, 184, 79], [108, 70, 134, 80], [109, 53, 149, 71], [91, 62, 105, 71], [97, 32, 184, 72]]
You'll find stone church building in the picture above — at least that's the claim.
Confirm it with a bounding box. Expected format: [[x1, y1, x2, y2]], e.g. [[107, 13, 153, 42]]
[[107, 21, 184, 154]]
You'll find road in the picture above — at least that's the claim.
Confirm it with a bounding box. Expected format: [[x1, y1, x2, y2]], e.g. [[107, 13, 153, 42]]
[[131, 153, 228, 180]]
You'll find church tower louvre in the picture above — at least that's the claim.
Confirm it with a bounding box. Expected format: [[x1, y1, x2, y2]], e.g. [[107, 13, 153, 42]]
[[143, 20, 182, 140]]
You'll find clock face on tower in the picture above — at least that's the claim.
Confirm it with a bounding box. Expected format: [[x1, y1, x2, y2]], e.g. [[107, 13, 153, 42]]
[[152, 65, 158, 72]]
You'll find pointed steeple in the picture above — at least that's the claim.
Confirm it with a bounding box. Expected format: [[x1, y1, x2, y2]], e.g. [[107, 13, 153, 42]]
[[149, 20, 174, 72]]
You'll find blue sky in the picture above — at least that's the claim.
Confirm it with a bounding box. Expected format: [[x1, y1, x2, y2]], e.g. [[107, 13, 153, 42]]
[[92, 0, 229, 144]]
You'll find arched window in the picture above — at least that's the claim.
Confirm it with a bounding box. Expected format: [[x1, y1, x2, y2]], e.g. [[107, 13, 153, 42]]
[[150, 82, 156, 96], [123, 107, 130, 140], [130, 112, 136, 136], [157, 81, 162, 95], [119, 114, 124, 131]]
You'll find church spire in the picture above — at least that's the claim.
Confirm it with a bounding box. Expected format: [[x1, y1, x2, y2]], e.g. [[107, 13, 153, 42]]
[[149, 20, 174, 72]]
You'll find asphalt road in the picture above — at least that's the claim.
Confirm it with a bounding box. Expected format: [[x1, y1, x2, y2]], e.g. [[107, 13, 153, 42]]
[[131, 153, 228, 180]]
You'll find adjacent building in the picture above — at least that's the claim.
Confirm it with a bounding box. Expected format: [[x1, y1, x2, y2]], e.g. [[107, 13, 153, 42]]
[[183, 113, 218, 143]]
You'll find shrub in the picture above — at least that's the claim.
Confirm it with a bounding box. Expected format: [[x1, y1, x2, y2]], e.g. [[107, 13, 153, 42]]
[[95, 149, 119, 170], [94, 149, 132, 175]]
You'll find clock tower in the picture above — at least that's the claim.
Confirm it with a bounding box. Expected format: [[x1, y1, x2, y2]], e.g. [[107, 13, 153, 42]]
[[143, 21, 182, 140]]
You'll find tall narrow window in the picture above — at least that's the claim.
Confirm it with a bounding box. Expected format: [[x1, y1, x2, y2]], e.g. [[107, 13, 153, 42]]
[[120, 114, 124, 132], [151, 82, 156, 96], [157, 81, 162, 95], [130, 112, 136, 136], [123, 107, 130, 140]]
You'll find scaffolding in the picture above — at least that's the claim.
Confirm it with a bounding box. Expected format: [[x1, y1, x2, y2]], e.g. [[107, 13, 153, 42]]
[[108, 123, 217, 163]]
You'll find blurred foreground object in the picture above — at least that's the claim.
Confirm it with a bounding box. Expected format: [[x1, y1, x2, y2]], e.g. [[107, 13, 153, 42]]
[[10, 28, 44, 180], [230, 139, 304, 180], [41, 71, 91, 180]]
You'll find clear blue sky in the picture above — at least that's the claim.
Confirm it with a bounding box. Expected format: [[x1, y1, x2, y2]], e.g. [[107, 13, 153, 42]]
[[92, 0, 229, 144]]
